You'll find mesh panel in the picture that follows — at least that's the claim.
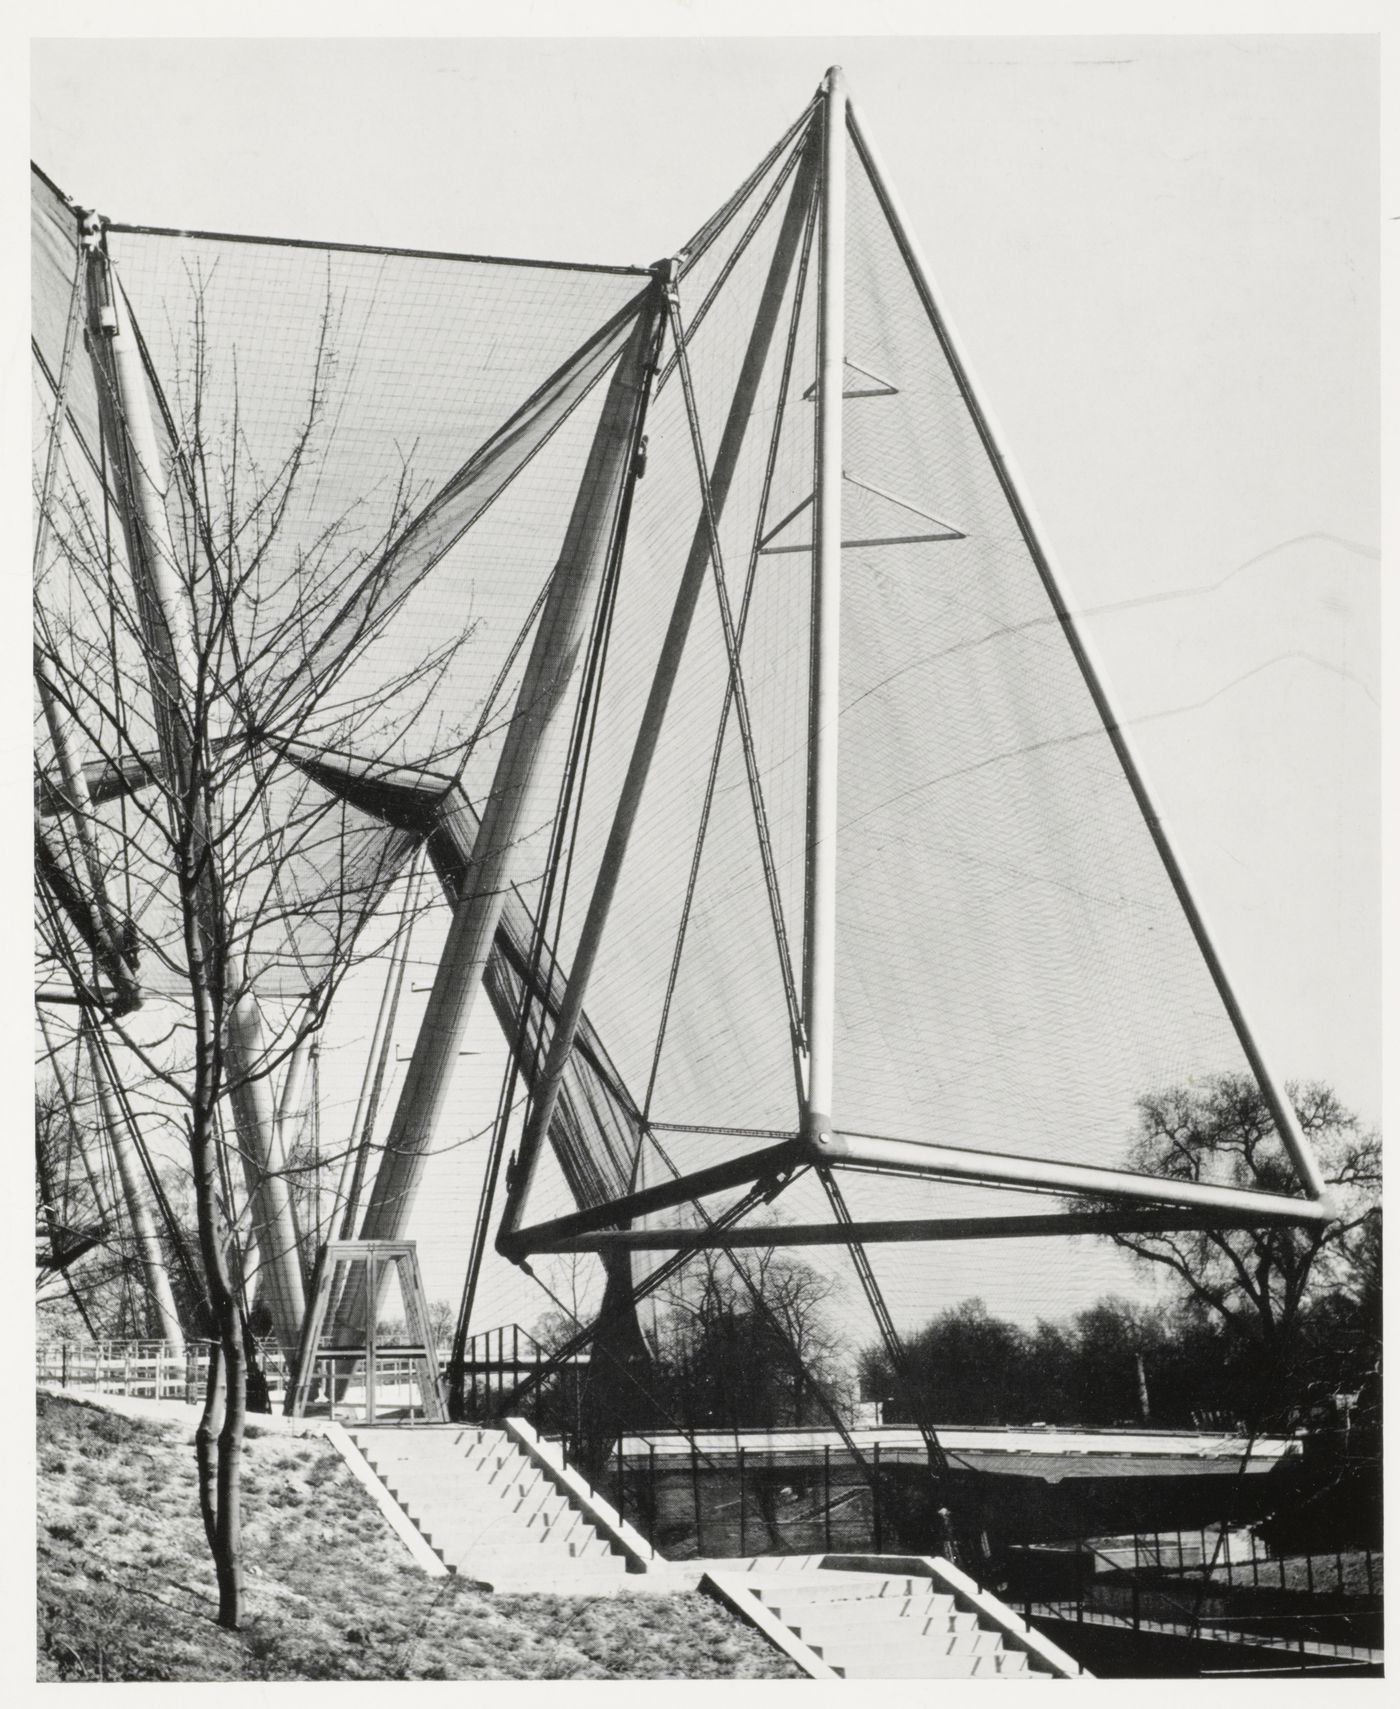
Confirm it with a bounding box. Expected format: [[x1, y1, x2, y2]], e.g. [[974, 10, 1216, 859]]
[[535, 147, 818, 1181], [501, 106, 1309, 1291], [36, 88, 1318, 1363], [831, 128, 1261, 1180], [31, 169, 103, 473], [107, 226, 648, 767]]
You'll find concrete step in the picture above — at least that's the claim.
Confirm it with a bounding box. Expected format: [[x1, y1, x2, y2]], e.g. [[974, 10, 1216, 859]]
[[346, 1425, 632, 1594], [427, 1524, 622, 1565], [360, 1437, 517, 1466], [391, 1478, 576, 1527], [812, 1629, 1004, 1667], [791, 1609, 980, 1643], [352, 1430, 497, 1455], [383, 1470, 561, 1520], [829, 1650, 1001, 1680], [484, 1571, 634, 1596], [762, 1587, 956, 1622], [742, 1564, 1076, 1681], [448, 1550, 631, 1585], [473, 1541, 628, 1569], [757, 1575, 933, 1608]]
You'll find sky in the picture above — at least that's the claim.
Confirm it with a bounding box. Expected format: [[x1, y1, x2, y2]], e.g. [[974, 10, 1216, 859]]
[[21, 22, 1382, 1341]]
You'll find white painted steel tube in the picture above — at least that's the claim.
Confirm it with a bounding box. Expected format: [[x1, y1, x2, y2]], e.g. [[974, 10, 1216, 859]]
[[84, 1027, 185, 1352], [89, 246, 312, 1354], [35, 656, 136, 1005], [498, 140, 819, 1241], [803, 66, 846, 1146], [226, 988, 308, 1355], [825, 1128, 1333, 1225], [351, 292, 661, 1270], [276, 1026, 315, 1156], [99, 272, 197, 694], [844, 97, 1330, 1212]]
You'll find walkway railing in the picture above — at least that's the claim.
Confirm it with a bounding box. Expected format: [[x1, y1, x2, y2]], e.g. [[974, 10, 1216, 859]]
[[38, 1340, 289, 1402], [1005, 1527, 1383, 1661], [37, 1339, 433, 1409], [455, 1323, 589, 1422], [544, 1428, 942, 1561]]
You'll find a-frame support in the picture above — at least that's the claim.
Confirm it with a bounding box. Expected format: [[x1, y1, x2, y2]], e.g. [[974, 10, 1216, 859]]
[[288, 1239, 445, 1422]]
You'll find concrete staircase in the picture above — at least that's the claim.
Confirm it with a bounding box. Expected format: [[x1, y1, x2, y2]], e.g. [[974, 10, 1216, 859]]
[[758, 1571, 1050, 1677], [348, 1424, 635, 1593], [707, 1562, 1085, 1679]]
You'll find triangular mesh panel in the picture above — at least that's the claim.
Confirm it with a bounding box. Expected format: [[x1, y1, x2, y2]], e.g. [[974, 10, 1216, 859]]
[[502, 126, 820, 1248], [831, 124, 1274, 1186], [505, 96, 1323, 1268]]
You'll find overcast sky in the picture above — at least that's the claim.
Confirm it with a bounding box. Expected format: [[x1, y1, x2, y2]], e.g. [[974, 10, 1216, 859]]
[[23, 23, 1381, 1332]]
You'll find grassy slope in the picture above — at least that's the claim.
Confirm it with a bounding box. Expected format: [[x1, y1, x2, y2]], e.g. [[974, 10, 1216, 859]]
[[36, 1393, 799, 1682]]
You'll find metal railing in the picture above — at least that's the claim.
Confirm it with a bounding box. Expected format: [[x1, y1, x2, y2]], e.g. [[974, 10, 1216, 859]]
[[37, 1338, 437, 1411], [37, 1339, 288, 1403], [454, 1323, 591, 1422], [543, 1429, 940, 1561], [1006, 1527, 1383, 1662]]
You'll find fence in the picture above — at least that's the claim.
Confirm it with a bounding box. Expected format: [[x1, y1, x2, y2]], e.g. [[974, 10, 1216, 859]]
[[38, 1332, 582, 1422], [1006, 1527, 1383, 1660], [456, 1323, 589, 1423], [546, 1430, 945, 1561], [37, 1340, 430, 1412]]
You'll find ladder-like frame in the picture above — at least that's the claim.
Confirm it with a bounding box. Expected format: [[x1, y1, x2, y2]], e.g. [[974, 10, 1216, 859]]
[[287, 1238, 446, 1422]]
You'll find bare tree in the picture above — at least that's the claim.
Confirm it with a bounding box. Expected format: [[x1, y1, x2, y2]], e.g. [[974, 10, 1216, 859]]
[[645, 1240, 854, 1431], [1104, 1073, 1380, 1423], [34, 266, 469, 1627]]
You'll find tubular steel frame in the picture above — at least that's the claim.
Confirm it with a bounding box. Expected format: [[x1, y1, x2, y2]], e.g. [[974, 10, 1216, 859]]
[[497, 65, 1331, 1272]]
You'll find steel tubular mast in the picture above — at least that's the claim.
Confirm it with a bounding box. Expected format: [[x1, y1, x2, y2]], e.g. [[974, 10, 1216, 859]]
[[498, 130, 821, 1252], [342, 276, 666, 1340], [801, 67, 847, 1160], [82, 1016, 185, 1350], [80, 219, 307, 1354]]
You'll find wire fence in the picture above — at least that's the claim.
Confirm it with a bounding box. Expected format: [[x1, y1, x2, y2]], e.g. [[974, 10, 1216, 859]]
[[1004, 1528, 1383, 1660], [544, 1429, 951, 1561]]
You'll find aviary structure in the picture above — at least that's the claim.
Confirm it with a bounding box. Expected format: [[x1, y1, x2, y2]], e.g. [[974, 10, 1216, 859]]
[[34, 70, 1330, 1501]]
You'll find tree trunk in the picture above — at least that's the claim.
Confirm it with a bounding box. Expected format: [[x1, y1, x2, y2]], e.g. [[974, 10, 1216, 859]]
[[195, 1339, 225, 1557], [189, 1069, 249, 1629], [215, 1300, 247, 1628]]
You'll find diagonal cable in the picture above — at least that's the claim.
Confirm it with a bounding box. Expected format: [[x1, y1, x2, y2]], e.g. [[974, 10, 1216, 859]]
[[674, 97, 818, 280], [818, 1166, 951, 1480], [662, 286, 805, 1056], [643, 188, 818, 1119], [659, 112, 814, 391]]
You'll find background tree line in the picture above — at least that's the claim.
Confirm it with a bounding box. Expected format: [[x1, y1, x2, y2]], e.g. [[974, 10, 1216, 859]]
[[540, 1076, 1380, 1443]]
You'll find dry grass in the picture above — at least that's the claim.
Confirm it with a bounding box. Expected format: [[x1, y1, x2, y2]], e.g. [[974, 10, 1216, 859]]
[[36, 1392, 799, 1682]]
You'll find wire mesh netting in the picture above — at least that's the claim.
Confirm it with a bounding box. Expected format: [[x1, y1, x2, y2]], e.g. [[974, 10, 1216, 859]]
[[830, 125, 1263, 1174], [35, 70, 1321, 1370], [532, 121, 820, 1186], [502, 110, 1302, 1268]]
